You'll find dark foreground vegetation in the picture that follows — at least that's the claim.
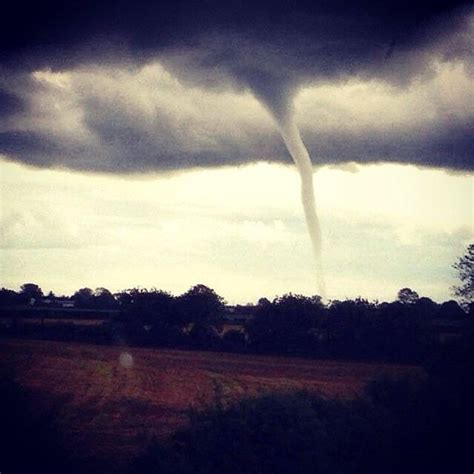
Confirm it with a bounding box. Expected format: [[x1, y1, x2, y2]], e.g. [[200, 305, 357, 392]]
[[2, 334, 473, 474], [0, 371, 83, 474], [1, 338, 419, 472], [135, 338, 474, 474]]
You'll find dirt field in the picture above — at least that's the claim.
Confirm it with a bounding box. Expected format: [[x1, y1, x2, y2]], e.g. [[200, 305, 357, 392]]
[[0, 338, 421, 471]]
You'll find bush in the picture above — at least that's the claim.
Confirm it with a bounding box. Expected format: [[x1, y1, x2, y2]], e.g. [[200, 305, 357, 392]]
[[133, 342, 474, 474], [222, 330, 247, 352], [189, 323, 221, 349], [0, 371, 80, 474]]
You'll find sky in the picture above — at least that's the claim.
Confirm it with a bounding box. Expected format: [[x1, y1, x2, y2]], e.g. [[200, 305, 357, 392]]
[[0, 0, 473, 303]]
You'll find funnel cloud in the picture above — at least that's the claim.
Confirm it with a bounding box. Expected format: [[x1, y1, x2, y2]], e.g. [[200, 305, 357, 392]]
[[264, 101, 326, 296]]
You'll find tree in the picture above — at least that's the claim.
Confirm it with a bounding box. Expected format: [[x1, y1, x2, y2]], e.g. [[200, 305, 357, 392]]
[[246, 293, 325, 354], [115, 288, 182, 346], [257, 297, 271, 306], [437, 300, 465, 320], [413, 297, 438, 320], [19, 283, 43, 304], [397, 288, 419, 305], [178, 284, 225, 324], [0, 288, 20, 306], [123, 288, 178, 324], [72, 288, 94, 308], [93, 287, 117, 309], [452, 244, 474, 307], [45, 291, 56, 302]]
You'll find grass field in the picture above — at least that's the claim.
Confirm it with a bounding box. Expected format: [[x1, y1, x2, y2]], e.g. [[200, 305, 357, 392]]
[[0, 338, 422, 471]]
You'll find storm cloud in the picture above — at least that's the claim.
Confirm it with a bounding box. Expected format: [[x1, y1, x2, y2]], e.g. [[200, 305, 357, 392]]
[[0, 0, 473, 172]]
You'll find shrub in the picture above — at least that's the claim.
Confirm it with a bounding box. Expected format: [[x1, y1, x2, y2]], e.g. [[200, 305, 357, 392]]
[[0, 371, 80, 474], [134, 341, 474, 474]]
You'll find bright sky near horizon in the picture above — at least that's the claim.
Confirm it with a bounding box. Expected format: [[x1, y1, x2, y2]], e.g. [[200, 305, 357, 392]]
[[1, 158, 472, 303]]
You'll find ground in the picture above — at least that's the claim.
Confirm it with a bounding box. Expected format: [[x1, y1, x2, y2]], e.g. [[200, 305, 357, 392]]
[[0, 338, 421, 471]]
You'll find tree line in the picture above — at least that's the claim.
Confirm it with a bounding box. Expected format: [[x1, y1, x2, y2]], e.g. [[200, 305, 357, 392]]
[[1, 285, 472, 363], [1, 244, 473, 362]]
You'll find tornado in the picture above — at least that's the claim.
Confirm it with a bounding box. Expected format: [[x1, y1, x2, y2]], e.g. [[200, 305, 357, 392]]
[[256, 89, 326, 297], [276, 112, 326, 297]]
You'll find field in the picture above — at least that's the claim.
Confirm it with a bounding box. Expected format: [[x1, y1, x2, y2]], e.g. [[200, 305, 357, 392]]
[[0, 338, 422, 471]]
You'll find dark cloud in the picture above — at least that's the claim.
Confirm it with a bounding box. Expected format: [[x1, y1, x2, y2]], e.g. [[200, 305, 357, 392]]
[[0, 90, 25, 118], [303, 120, 474, 171], [0, 0, 473, 172], [0, 131, 58, 158], [2, 0, 471, 84], [0, 67, 471, 172]]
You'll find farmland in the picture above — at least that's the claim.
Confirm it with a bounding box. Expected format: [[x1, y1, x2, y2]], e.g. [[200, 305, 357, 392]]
[[0, 338, 422, 472]]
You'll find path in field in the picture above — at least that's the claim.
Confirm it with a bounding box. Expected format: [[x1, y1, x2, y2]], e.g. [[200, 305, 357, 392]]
[[0, 338, 421, 471]]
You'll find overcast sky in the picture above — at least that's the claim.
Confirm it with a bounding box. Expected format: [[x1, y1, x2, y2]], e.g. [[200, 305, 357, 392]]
[[0, 0, 472, 302], [1, 158, 471, 303]]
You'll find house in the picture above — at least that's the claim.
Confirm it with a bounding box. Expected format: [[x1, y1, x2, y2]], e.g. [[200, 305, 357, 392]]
[[38, 297, 76, 308], [223, 305, 256, 324], [57, 299, 75, 308]]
